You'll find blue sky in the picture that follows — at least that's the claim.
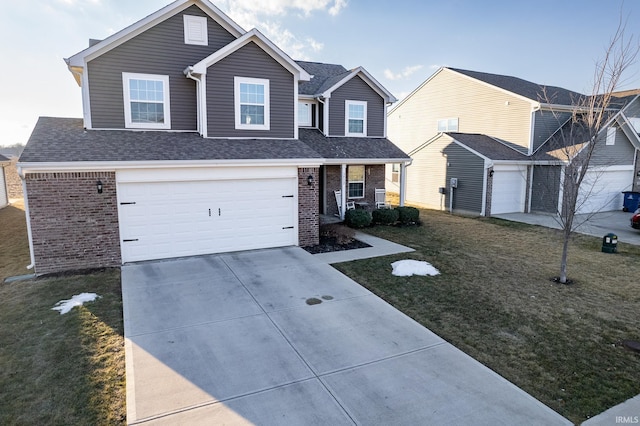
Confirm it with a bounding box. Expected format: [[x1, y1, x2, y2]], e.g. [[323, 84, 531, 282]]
[[1, 0, 638, 147]]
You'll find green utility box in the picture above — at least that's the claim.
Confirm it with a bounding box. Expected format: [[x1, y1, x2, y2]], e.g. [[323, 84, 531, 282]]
[[602, 233, 618, 253]]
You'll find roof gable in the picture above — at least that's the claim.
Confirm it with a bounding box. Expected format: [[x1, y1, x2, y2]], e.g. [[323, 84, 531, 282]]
[[297, 62, 396, 103], [65, 0, 245, 69], [189, 29, 310, 80]]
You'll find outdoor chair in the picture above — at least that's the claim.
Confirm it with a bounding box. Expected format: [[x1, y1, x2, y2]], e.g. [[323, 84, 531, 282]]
[[375, 188, 391, 209], [334, 190, 355, 217]]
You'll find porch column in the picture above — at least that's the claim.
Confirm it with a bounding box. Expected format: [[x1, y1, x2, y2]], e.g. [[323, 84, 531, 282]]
[[399, 162, 407, 207], [340, 163, 347, 219]]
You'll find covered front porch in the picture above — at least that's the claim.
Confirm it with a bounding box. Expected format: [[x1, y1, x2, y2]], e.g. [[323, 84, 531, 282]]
[[319, 162, 409, 219]]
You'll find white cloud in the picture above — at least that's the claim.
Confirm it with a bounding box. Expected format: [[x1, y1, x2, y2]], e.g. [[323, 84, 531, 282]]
[[384, 65, 424, 81], [217, 0, 346, 59]]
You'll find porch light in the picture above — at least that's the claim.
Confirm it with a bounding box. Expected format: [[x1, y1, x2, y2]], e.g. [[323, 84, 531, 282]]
[[307, 175, 314, 186], [97, 180, 103, 194]]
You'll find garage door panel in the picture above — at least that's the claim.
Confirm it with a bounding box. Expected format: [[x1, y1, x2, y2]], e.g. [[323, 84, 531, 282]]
[[491, 167, 527, 214], [577, 169, 632, 214], [118, 177, 298, 263]]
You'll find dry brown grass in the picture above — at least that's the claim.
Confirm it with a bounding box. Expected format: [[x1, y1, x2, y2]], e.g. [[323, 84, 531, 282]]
[[0, 201, 125, 424], [335, 209, 640, 424], [0, 199, 31, 281]]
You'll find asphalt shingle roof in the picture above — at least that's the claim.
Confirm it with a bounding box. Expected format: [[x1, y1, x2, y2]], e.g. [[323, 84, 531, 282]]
[[296, 61, 350, 96], [446, 132, 557, 162], [21, 117, 409, 164], [21, 117, 323, 163], [0, 154, 9, 162], [298, 128, 410, 160], [449, 68, 584, 106]]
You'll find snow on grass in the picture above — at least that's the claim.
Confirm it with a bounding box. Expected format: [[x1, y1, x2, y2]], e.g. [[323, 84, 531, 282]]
[[52, 293, 100, 315], [391, 260, 440, 277]]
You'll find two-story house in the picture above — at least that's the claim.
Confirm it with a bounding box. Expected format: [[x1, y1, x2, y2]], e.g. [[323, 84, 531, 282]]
[[387, 67, 640, 216], [18, 0, 410, 275]]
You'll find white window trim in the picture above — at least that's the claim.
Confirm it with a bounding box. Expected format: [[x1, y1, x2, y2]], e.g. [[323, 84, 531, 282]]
[[234, 76, 270, 131], [348, 165, 365, 199], [184, 15, 208, 46], [345, 100, 367, 137], [299, 102, 312, 127], [606, 127, 616, 145], [122, 72, 171, 130]]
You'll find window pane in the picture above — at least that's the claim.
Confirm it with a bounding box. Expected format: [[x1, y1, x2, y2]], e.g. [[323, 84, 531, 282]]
[[349, 104, 364, 119], [348, 165, 364, 181], [437, 119, 447, 132], [349, 119, 364, 134], [131, 102, 164, 123], [448, 118, 459, 131], [348, 183, 364, 198], [241, 105, 265, 125]]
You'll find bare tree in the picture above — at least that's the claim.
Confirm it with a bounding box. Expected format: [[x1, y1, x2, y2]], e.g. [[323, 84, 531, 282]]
[[541, 17, 638, 283]]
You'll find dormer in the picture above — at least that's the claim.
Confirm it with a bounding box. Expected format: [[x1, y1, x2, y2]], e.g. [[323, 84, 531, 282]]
[[296, 62, 397, 138]]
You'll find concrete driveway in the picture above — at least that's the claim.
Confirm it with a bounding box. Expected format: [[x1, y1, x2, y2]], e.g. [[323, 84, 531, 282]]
[[122, 247, 570, 425], [494, 210, 640, 245]]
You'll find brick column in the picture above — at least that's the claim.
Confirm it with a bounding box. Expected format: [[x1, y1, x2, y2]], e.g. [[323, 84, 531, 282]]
[[298, 167, 319, 246]]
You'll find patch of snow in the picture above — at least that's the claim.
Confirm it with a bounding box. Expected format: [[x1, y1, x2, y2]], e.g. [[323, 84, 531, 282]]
[[52, 293, 100, 315], [391, 260, 440, 277]]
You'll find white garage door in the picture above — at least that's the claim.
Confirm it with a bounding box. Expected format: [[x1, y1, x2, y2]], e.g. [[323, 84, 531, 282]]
[[118, 177, 298, 263], [577, 167, 633, 214], [491, 165, 527, 214]]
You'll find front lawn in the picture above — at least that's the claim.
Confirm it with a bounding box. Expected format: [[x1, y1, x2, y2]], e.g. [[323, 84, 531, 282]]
[[334, 209, 640, 424], [0, 200, 125, 425]]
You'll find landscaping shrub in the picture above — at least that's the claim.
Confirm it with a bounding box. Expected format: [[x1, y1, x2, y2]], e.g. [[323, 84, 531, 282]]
[[372, 208, 399, 225], [344, 209, 372, 228], [319, 223, 355, 244], [395, 206, 420, 224]]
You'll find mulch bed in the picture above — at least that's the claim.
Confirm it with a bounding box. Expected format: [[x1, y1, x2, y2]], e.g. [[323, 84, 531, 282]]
[[303, 236, 371, 254]]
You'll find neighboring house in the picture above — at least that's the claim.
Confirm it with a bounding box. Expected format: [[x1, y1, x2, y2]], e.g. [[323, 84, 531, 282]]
[[387, 67, 640, 216], [18, 0, 410, 275], [0, 154, 9, 209]]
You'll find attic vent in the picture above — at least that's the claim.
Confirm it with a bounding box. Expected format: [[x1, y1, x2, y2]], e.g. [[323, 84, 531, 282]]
[[184, 15, 207, 46]]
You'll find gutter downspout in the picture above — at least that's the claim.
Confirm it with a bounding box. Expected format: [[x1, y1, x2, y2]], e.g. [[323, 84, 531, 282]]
[[17, 166, 35, 271], [399, 160, 412, 206], [184, 66, 204, 136]]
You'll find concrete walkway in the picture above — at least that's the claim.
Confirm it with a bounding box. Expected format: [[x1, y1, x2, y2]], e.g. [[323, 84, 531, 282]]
[[122, 245, 570, 425]]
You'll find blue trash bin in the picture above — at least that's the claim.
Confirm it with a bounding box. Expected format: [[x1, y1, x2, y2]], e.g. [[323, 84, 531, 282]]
[[622, 191, 640, 212]]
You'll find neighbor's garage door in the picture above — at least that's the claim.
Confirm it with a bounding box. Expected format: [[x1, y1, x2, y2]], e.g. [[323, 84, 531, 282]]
[[117, 172, 297, 263], [577, 167, 633, 214], [491, 165, 527, 214]]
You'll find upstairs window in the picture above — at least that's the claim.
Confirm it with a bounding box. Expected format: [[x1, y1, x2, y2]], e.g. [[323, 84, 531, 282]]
[[122, 73, 170, 129], [348, 165, 365, 198], [298, 102, 312, 127], [184, 15, 208, 46], [437, 117, 459, 132], [235, 77, 270, 130], [345, 100, 367, 136], [606, 127, 616, 145]]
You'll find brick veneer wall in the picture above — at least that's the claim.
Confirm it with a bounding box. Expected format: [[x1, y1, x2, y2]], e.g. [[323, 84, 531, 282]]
[[324, 164, 385, 216], [26, 172, 121, 275], [298, 167, 319, 246]]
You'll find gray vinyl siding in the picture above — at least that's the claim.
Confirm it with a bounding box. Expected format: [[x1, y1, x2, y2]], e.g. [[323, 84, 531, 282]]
[[405, 135, 483, 214], [533, 110, 571, 151], [531, 165, 561, 213], [206, 42, 294, 138], [328, 76, 385, 137], [590, 127, 635, 166], [87, 5, 237, 130]]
